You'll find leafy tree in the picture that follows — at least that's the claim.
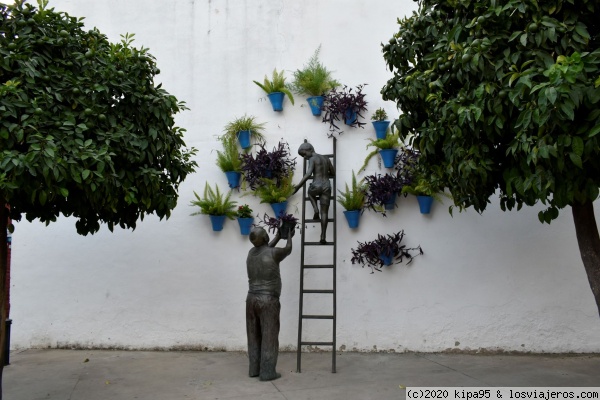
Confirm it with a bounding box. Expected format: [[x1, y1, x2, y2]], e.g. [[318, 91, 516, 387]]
[[0, 0, 197, 395], [382, 0, 600, 315]]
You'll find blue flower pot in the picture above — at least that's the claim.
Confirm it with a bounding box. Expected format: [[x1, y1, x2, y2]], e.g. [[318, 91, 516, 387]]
[[307, 96, 324, 116], [237, 130, 251, 149], [209, 215, 226, 231], [270, 201, 288, 217], [344, 109, 357, 125], [263, 169, 273, 178], [379, 252, 393, 266], [379, 149, 398, 168], [267, 92, 285, 112], [384, 193, 397, 210], [343, 210, 361, 229], [372, 121, 390, 140], [237, 217, 254, 235], [225, 171, 241, 189], [417, 195, 434, 214]]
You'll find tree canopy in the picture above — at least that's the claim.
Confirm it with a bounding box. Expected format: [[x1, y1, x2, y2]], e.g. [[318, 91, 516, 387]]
[[0, 1, 197, 395], [0, 0, 197, 235], [381, 0, 600, 315], [382, 0, 599, 222]]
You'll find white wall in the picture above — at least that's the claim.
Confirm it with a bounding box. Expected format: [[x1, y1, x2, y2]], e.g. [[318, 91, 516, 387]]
[[10, 0, 600, 353]]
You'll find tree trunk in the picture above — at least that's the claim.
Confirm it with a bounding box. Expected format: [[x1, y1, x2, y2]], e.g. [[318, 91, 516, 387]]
[[572, 200, 600, 317], [0, 204, 8, 400]]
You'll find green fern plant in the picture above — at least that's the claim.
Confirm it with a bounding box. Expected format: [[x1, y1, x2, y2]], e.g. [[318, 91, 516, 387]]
[[253, 171, 295, 204], [401, 177, 452, 202], [292, 46, 339, 96], [358, 129, 401, 173], [337, 170, 367, 211], [253, 69, 295, 105], [190, 182, 237, 218], [215, 135, 242, 172], [224, 115, 266, 144]]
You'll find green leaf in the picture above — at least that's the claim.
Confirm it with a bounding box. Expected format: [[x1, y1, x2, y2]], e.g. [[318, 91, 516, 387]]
[[509, 73, 520, 86], [571, 136, 584, 156], [39, 190, 47, 205], [560, 102, 575, 120], [588, 124, 600, 138], [509, 31, 521, 42], [545, 87, 557, 104], [569, 152, 582, 168], [520, 33, 528, 46], [574, 23, 590, 40]]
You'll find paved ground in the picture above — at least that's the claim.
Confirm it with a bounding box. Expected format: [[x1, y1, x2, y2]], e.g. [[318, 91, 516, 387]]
[[3, 349, 600, 400]]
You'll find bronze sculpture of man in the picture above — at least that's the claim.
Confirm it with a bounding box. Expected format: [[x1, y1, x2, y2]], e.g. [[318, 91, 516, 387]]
[[245, 226, 294, 381], [293, 140, 335, 244]]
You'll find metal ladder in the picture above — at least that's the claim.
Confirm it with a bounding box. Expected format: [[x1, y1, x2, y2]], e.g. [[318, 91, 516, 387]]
[[296, 137, 337, 373]]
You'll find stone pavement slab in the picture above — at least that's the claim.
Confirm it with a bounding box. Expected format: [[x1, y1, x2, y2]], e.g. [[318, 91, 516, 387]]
[[4, 350, 600, 400]]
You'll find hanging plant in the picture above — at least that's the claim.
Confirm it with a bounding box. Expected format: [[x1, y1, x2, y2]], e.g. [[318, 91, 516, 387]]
[[236, 204, 254, 219], [291, 45, 339, 97], [291, 45, 340, 116], [350, 231, 423, 273], [337, 170, 368, 228], [322, 84, 368, 136], [223, 115, 266, 149], [236, 204, 255, 235], [371, 108, 390, 139], [253, 68, 295, 111], [215, 134, 243, 188], [394, 146, 420, 184], [371, 108, 388, 122], [336, 170, 367, 212], [190, 182, 237, 218], [257, 212, 299, 239], [358, 129, 402, 172], [241, 140, 297, 190], [190, 182, 237, 231], [253, 170, 296, 205], [364, 173, 405, 216]]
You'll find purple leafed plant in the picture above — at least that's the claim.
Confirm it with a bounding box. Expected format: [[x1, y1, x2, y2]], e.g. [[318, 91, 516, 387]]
[[364, 173, 405, 216], [322, 84, 368, 136], [394, 146, 420, 187], [257, 212, 299, 234], [350, 231, 423, 273], [241, 140, 297, 190]]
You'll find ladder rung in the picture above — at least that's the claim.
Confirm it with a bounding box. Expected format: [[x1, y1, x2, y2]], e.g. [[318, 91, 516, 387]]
[[302, 315, 334, 319], [301, 341, 334, 346], [304, 218, 335, 223], [303, 289, 334, 294], [302, 264, 334, 269], [304, 241, 334, 246]]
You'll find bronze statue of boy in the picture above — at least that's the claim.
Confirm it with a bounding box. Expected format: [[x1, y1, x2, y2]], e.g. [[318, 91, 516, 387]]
[[245, 226, 294, 381], [293, 140, 335, 244]]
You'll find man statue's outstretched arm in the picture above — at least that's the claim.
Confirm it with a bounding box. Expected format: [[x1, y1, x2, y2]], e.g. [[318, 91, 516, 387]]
[[273, 230, 294, 262]]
